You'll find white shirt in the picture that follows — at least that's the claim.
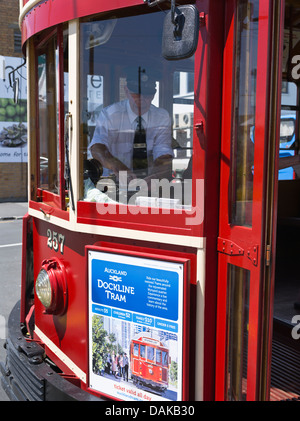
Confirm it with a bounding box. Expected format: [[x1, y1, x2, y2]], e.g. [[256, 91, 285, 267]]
[[89, 99, 173, 176]]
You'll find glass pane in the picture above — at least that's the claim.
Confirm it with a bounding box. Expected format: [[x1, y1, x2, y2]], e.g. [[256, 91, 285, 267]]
[[80, 10, 195, 210], [162, 351, 168, 367], [63, 28, 69, 116], [55, 47, 60, 194], [231, 0, 259, 226], [156, 349, 162, 364], [172, 71, 194, 197], [62, 28, 69, 206], [281, 81, 297, 107], [38, 37, 59, 193], [278, 112, 298, 180], [279, 81, 299, 180], [226, 265, 250, 401], [147, 346, 154, 361]]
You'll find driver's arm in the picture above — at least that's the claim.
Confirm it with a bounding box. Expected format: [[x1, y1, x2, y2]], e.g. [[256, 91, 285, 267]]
[[90, 143, 136, 181], [150, 154, 173, 179]]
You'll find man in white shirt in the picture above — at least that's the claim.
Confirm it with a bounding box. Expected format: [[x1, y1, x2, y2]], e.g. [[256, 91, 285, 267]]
[[89, 67, 173, 185]]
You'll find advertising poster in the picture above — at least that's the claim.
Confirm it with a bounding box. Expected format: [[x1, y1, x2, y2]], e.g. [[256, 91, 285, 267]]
[[0, 56, 27, 163], [88, 250, 185, 401]]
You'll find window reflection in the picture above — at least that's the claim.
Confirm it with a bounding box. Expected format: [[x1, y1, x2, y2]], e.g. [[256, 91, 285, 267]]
[[162, 351, 168, 366], [38, 40, 58, 193], [140, 344, 145, 358], [37, 28, 69, 205], [226, 264, 250, 401], [279, 81, 300, 180], [156, 349, 162, 364], [231, 0, 259, 227], [147, 346, 154, 361], [80, 11, 195, 210]]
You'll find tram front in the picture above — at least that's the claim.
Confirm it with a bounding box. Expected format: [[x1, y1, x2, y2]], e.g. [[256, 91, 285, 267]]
[[1, 0, 225, 402]]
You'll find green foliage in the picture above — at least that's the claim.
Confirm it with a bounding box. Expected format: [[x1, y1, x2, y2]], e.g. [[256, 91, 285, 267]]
[[169, 360, 178, 383], [91, 316, 123, 375], [92, 315, 109, 374], [0, 98, 27, 122]]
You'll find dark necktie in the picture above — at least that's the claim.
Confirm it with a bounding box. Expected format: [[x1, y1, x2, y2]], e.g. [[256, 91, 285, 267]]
[[132, 116, 147, 173]]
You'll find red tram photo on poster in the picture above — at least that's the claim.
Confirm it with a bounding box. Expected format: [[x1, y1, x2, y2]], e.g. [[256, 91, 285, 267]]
[[1, 0, 300, 403], [130, 334, 170, 394]]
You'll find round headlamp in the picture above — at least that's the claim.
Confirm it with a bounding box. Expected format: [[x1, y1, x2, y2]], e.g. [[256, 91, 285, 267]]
[[36, 269, 52, 308], [35, 258, 68, 315]]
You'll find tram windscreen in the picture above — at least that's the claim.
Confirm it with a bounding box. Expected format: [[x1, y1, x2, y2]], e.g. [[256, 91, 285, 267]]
[[80, 9, 195, 209], [147, 346, 155, 361]]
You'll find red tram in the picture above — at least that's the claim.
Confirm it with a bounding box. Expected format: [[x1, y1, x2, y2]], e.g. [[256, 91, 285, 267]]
[[1, 0, 300, 402], [130, 335, 170, 393]]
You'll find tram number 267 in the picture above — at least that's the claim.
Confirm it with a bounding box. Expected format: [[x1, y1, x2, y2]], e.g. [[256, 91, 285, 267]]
[[47, 229, 65, 254]]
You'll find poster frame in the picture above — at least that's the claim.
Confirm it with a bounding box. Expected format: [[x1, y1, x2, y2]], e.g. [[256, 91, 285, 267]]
[[86, 245, 191, 402]]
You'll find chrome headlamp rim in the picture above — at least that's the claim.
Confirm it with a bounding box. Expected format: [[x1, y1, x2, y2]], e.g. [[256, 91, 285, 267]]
[[35, 268, 52, 309], [35, 259, 68, 315]]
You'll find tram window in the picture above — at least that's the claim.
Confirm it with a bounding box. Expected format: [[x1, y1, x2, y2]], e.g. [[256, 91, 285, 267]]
[[36, 27, 69, 204], [230, 0, 259, 227], [147, 346, 154, 361], [156, 349, 162, 364], [37, 38, 59, 193], [281, 81, 297, 107], [140, 345, 145, 358], [80, 10, 195, 211], [133, 343, 139, 357], [162, 351, 168, 367], [279, 82, 300, 180], [226, 265, 250, 401], [63, 29, 69, 118]]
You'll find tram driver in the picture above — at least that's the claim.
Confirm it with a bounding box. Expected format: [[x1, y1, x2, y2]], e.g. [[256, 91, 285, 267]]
[[89, 67, 173, 192]]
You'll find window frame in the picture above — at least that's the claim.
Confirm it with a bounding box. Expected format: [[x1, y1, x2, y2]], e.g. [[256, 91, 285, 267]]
[[76, 8, 204, 238], [34, 24, 68, 214]]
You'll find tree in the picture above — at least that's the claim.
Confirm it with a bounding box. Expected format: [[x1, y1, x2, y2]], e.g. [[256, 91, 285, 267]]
[[92, 315, 109, 374], [169, 360, 178, 384]]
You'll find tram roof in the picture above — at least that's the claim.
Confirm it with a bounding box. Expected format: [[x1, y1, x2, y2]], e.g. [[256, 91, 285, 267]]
[[19, 0, 192, 49]]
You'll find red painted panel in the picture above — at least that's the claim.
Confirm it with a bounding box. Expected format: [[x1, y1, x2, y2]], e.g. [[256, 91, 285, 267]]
[[21, 0, 141, 45], [33, 218, 196, 391], [195, 0, 225, 402], [77, 200, 202, 238], [30, 199, 69, 221], [33, 218, 89, 377]]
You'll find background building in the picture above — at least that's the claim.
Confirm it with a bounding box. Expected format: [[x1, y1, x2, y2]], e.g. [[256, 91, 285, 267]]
[[0, 0, 27, 202]]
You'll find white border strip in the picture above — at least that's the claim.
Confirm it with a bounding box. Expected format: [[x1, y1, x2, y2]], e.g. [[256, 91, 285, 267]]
[[194, 248, 205, 400], [28, 207, 204, 248], [35, 325, 86, 383]]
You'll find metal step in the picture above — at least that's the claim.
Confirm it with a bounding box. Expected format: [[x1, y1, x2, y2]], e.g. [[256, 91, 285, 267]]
[[270, 331, 300, 401]]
